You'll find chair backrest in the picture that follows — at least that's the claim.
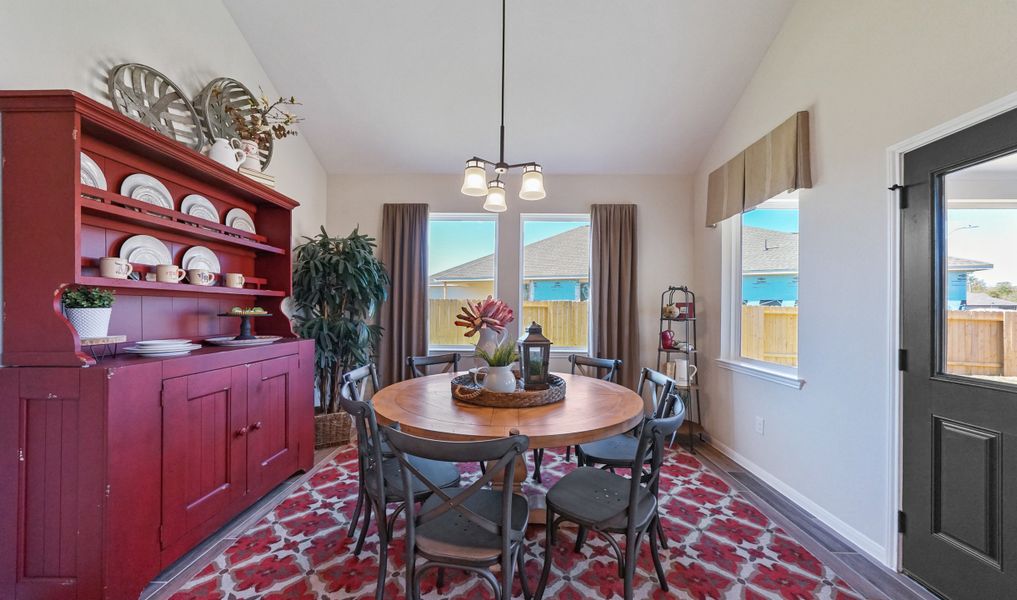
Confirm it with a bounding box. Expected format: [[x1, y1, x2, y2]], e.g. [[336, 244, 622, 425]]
[[625, 397, 687, 530], [406, 353, 462, 378], [636, 367, 677, 419], [382, 425, 530, 556], [338, 380, 386, 497], [569, 354, 622, 382], [344, 363, 381, 401]]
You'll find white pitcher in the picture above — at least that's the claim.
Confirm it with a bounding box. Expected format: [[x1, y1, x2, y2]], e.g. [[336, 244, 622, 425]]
[[206, 137, 246, 170], [473, 365, 517, 393], [675, 357, 698, 387], [475, 327, 508, 357]]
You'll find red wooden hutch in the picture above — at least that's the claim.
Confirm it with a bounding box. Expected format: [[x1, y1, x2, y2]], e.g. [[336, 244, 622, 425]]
[[0, 91, 315, 599]]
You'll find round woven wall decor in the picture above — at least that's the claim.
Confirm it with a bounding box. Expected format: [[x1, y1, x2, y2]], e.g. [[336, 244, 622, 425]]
[[107, 63, 205, 151], [194, 77, 273, 170]]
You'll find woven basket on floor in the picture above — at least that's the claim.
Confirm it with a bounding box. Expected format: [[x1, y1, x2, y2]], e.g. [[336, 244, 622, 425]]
[[314, 411, 352, 449]]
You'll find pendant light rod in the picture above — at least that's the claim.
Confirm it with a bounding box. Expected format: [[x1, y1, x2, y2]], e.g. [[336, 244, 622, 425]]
[[499, 0, 506, 166]]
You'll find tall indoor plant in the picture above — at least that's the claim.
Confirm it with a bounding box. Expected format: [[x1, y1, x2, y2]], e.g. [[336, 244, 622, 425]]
[[292, 227, 389, 446]]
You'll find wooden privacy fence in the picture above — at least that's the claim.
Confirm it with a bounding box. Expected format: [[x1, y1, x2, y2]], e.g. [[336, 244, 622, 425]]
[[740, 307, 1017, 374], [741, 306, 799, 367], [428, 299, 589, 348]]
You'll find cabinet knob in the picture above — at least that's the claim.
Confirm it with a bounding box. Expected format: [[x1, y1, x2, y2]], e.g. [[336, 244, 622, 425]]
[[250, 421, 263, 431], [235, 426, 248, 437]]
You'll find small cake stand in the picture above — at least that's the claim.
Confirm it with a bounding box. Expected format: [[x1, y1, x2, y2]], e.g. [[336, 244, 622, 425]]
[[217, 312, 273, 340]]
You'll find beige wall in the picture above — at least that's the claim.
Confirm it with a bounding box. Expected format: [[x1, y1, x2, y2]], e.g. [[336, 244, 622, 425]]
[[327, 174, 693, 374], [692, 0, 1017, 564], [0, 0, 327, 240]]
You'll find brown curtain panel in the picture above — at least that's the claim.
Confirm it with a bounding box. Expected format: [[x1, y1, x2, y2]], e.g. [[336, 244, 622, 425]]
[[377, 203, 429, 385], [591, 204, 640, 390]]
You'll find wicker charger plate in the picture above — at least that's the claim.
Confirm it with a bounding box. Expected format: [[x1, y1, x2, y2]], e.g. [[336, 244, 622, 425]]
[[451, 373, 566, 408]]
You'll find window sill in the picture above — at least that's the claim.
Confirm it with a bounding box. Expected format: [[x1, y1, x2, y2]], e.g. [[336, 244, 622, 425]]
[[716, 358, 805, 389]]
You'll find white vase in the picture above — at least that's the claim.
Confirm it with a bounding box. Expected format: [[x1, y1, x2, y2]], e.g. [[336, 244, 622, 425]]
[[65, 307, 112, 338], [474, 365, 518, 393], [475, 327, 505, 357]]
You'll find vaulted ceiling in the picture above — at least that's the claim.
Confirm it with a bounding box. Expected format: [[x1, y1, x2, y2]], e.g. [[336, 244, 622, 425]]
[[224, 0, 794, 175]]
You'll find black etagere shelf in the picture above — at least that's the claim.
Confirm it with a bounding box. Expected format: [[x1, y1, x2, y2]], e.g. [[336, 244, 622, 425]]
[[657, 285, 703, 452]]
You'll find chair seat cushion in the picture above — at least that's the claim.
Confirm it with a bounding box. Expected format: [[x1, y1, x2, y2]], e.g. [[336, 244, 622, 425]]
[[415, 488, 529, 563], [577, 433, 648, 467], [366, 455, 460, 501], [545, 467, 656, 531]]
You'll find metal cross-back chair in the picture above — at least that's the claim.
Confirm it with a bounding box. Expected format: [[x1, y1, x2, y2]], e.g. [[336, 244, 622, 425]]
[[338, 380, 461, 600], [530, 354, 622, 483], [406, 352, 462, 378], [342, 363, 383, 539], [535, 398, 686, 600], [383, 425, 533, 600]]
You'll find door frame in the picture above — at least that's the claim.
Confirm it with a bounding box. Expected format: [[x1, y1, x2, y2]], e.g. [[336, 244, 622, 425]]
[[886, 89, 1017, 571]]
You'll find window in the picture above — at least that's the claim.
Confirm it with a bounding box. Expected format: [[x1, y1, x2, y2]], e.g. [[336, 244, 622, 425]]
[[520, 215, 591, 352], [428, 214, 497, 348]]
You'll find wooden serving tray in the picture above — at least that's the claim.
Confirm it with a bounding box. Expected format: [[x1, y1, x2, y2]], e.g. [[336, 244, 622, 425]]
[[451, 373, 566, 408]]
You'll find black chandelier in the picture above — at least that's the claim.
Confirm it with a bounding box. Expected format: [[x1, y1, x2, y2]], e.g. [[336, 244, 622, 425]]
[[460, 0, 546, 212]]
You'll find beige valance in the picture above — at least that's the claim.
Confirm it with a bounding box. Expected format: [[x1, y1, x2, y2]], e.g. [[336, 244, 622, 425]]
[[706, 111, 811, 226]]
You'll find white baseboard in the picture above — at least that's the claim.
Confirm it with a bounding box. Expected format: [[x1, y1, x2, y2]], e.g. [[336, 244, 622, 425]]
[[709, 438, 890, 566]]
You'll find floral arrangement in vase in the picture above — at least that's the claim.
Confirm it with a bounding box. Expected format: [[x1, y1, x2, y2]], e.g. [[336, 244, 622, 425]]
[[222, 88, 303, 171], [455, 296, 515, 358]]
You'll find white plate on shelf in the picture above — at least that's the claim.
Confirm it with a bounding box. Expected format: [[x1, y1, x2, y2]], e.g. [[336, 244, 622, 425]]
[[181, 246, 221, 273], [80, 152, 107, 190], [120, 234, 172, 266], [123, 343, 202, 357], [135, 338, 192, 347], [180, 195, 219, 223], [130, 184, 174, 212], [224, 208, 256, 234], [206, 335, 281, 347]]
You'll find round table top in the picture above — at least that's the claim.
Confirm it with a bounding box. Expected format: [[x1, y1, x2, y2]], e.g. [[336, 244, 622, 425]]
[[372, 372, 646, 449]]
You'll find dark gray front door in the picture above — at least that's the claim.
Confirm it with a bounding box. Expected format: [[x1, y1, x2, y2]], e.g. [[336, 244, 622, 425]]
[[902, 108, 1017, 599]]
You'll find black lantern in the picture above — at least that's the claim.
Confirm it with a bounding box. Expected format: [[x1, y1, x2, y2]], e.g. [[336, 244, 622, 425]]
[[519, 322, 552, 390]]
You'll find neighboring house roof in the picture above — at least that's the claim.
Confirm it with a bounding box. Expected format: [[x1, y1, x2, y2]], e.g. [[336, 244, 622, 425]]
[[430, 225, 589, 283], [741, 226, 993, 274], [965, 292, 1017, 307]]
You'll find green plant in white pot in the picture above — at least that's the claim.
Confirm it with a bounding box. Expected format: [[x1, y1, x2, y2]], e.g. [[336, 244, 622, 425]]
[[62, 287, 115, 338], [473, 339, 519, 393]]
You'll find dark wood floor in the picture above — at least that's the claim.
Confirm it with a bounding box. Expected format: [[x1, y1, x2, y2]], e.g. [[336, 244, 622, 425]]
[[143, 443, 940, 600]]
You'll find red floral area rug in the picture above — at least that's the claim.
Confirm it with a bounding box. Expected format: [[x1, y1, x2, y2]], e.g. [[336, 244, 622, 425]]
[[170, 446, 862, 599]]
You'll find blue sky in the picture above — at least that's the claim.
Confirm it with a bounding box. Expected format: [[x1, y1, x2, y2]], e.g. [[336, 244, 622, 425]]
[[428, 219, 584, 275], [948, 208, 1017, 284], [743, 208, 798, 232]]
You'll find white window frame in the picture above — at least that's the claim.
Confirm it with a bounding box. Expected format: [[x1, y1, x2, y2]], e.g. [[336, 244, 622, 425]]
[[718, 195, 805, 389], [519, 213, 592, 354], [427, 212, 499, 352]]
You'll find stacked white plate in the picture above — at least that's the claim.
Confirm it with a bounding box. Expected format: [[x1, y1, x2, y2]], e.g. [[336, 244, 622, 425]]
[[122, 339, 202, 357], [206, 335, 281, 347]]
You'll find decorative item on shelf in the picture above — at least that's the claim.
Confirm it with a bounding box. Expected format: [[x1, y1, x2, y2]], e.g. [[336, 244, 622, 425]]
[[181, 246, 221, 273], [222, 86, 303, 173], [660, 329, 677, 349], [80, 152, 107, 190], [99, 257, 133, 279], [122, 339, 202, 357], [518, 321, 552, 391], [186, 269, 216, 286], [120, 173, 174, 216], [238, 166, 277, 188], [455, 295, 514, 357], [155, 264, 186, 283], [224, 207, 256, 234], [62, 287, 115, 338], [472, 339, 520, 393], [206, 334, 281, 347], [292, 227, 390, 448], [205, 137, 246, 170], [120, 234, 172, 267], [224, 272, 246, 288], [459, 0, 546, 211], [451, 372, 566, 408], [79, 335, 127, 360], [674, 357, 698, 387], [663, 301, 695, 320], [180, 194, 219, 224], [194, 77, 276, 170], [218, 306, 271, 340], [107, 63, 205, 151]]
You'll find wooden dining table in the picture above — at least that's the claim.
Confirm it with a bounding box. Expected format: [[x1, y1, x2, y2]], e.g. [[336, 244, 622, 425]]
[[372, 372, 646, 523]]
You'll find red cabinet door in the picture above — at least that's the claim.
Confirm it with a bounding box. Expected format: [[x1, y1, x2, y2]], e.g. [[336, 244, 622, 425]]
[[246, 356, 300, 497], [161, 366, 248, 549]]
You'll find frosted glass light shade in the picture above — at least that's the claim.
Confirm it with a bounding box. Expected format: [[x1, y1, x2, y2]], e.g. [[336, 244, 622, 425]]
[[461, 160, 488, 196], [519, 164, 546, 200], [483, 180, 507, 212]]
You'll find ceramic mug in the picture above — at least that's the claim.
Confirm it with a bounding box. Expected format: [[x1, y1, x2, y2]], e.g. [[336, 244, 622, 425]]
[[155, 264, 186, 283], [99, 257, 133, 279], [187, 269, 216, 286], [224, 273, 246, 288]]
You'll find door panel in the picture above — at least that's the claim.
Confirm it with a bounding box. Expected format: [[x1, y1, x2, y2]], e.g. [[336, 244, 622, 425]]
[[161, 366, 247, 549], [246, 356, 299, 497], [902, 107, 1017, 598]]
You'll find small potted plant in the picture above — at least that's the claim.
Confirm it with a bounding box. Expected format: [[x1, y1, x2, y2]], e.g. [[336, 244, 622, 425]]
[[473, 339, 520, 393], [222, 89, 303, 172], [62, 287, 115, 338]]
